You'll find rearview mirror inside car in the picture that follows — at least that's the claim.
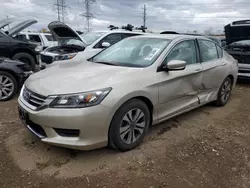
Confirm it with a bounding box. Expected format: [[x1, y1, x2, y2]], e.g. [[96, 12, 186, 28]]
[[102, 42, 111, 48]]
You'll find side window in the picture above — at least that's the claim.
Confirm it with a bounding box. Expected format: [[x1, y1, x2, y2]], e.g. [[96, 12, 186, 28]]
[[198, 40, 218, 62], [29, 34, 41, 43], [15, 34, 27, 41], [95, 33, 123, 48], [216, 45, 223, 58], [122, 33, 140, 39], [164, 40, 197, 65], [103, 33, 123, 45]]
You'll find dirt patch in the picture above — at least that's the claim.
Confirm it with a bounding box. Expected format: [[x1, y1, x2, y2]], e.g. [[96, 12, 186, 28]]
[[1, 84, 250, 188]]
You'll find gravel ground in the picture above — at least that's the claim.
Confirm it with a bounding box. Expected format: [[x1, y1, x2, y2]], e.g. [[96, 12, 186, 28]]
[[0, 81, 250, 188]]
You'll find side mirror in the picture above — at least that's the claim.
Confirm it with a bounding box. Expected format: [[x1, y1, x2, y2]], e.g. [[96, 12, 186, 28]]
[[101, 42, 111, 48], [167, 60, 186, 71], [158, 60, 186, 72]]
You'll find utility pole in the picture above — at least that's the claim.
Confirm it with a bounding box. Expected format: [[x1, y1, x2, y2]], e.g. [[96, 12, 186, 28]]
[[80, 0, 96, 32], [143, 4, 146, 28], [53, 0, 69, 23]]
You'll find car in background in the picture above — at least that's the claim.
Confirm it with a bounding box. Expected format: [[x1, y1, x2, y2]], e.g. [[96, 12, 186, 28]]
[[224, 20, 250, 79], [160, 31, 223, 46], [39, 21, 143, 69], [18, 34, 237, 151], [0, 19, 42, 71], [0, 58, 32, 101], [15, 32, 58, 50]]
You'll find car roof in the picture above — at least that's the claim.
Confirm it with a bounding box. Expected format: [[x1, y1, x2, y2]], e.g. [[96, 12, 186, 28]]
[[90, 30, 146, 34], [132, 34, 210, 40], [19, 32, 51, 35]]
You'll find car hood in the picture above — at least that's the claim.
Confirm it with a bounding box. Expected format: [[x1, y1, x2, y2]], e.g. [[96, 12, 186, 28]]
[[48, 21, 85, 45], [8, 19, 37, 37], [25, 61, 143, 96], [0, 18, 14, 30], [225, 20, 250, 45]]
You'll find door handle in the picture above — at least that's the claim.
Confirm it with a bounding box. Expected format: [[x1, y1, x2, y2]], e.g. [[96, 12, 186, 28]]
[[195, 68, 202, 72]]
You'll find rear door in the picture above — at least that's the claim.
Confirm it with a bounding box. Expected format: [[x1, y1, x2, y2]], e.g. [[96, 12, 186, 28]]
[[197, 39, 227, 104], [157, 39, 203, 121]]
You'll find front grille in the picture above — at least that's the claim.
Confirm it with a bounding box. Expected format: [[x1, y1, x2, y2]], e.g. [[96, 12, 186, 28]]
[[23, 87, 47, 108], [54, 128, 80, 137], [40, 54, 53, 64], [239, 69, 250, 74], [231, 54, 250, 64]]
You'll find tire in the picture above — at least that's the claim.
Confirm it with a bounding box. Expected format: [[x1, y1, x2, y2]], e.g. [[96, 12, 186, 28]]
[[108, 99, 150, 151], [12, 52, 36, 71], [216, 77, 233, 107], [0, 71, 18, 101]]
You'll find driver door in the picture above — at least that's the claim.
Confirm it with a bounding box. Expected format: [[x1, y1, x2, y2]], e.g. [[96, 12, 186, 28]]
[[157, 39, 203, 122]]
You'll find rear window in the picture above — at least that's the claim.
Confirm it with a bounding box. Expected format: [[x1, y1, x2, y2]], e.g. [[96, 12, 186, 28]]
[[198, 40, 219, 62], [45, 35, 56, 41]]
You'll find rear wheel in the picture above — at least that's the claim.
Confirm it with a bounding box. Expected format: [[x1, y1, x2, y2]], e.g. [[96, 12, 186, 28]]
[[108, 99, 150, 151], [0, 71, 18, 101], [12, 52, 36, 71], [216, 77, 233, 107]]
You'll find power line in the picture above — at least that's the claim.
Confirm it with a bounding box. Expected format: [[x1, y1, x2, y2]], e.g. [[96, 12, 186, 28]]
[[53, 0, 69, 23], [142, 4, 146, 28], [80, 0, 96, 32]]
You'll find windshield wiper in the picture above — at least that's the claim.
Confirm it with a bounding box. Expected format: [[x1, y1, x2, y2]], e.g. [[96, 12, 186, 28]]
[[94, 61, 118, 66]]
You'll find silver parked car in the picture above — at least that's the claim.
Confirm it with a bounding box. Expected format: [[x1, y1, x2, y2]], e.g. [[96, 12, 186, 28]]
[[18, 34, 238, 151]]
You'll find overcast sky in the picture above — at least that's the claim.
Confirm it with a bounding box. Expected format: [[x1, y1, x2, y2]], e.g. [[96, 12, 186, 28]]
[[1, 0, 250, 34]]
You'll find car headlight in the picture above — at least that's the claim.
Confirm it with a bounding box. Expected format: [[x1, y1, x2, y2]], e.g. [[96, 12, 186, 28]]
[[35, 45, 43, 52], [54, 53, 77, 61], [49, 88, 112, 108]]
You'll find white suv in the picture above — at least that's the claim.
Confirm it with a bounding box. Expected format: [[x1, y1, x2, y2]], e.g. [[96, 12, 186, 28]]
[[39, 21, 144, 69], [16, 32, 58, 49]]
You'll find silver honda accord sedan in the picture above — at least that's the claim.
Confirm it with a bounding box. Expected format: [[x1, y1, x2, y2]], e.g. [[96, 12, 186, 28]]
[[18, 34, 238, 151]]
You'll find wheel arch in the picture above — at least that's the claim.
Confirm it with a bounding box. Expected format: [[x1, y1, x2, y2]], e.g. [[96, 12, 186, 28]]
[[108, 92, 155, 128], [11, 48, 36, 60], [228, 74, 234, 83]]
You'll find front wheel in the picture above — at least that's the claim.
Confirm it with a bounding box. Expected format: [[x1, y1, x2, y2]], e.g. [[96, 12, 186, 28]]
[[216, 77, 233, 107], [12, 52, 36, 71], [0, 71, 18, 101], [108, 99, 150, 151]]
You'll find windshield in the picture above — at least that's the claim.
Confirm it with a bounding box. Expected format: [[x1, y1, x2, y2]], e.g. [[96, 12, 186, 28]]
[[91, 37, 170, 67], [232, 40, 250, 45], [80, 32, 106, 45]]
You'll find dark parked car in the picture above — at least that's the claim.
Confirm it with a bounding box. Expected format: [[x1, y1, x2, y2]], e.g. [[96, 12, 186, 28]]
[[0, 19, 41, 71], [224, 20, 250, 79], [0, 58, 32, 101]]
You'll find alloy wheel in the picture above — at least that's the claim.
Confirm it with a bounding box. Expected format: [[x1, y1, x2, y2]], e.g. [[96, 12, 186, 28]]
[[220, 79, 232, 104], [0, 75, 14, 100], [120, 108, 145, 145]]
